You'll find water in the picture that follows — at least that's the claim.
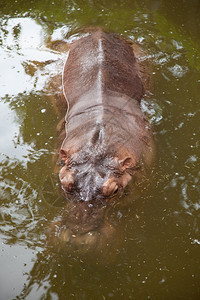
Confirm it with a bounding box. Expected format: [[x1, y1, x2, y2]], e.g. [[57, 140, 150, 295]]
[[0, 0, 200, 299]]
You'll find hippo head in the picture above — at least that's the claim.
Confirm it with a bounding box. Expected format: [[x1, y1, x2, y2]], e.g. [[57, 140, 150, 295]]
[[59, 145, 136, 203], [50, 145, 136, 254]]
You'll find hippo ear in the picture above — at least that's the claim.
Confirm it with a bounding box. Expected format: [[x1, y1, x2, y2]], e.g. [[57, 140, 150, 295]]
[[60, 149, 70, 163], [119, 157, 133, 171]]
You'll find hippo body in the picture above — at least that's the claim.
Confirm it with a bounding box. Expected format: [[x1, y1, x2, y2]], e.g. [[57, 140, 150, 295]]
[[48, 29, 154, 252], [59, 30, 153, 201]]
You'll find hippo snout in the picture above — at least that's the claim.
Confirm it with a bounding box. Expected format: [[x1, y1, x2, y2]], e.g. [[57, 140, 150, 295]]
[[47, 200, 118, 252]]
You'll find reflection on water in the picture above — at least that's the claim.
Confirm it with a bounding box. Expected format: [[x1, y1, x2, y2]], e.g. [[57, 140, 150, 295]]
[[0, 0, 200, 299]]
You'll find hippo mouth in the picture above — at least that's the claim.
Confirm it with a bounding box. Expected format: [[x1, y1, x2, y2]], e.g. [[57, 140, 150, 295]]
[[47, 200, 117, 252], [41, 174, 118, 252]]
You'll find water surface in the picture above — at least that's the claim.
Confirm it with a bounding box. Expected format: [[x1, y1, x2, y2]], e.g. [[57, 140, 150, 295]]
[[0, 0, 200, 299]]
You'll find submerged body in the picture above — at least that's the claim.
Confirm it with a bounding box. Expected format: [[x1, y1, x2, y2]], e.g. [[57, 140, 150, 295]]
[[48, 29, 154, 251]]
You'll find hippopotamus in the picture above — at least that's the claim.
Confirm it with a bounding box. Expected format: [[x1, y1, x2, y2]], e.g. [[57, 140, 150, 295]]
[[47, 29, 154, 253]]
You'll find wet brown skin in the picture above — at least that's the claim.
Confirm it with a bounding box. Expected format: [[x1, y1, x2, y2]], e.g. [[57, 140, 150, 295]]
[[47, 29, 154, 252]]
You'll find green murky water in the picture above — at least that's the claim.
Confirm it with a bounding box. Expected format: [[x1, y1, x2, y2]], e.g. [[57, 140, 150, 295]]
[[0, 0, 200, 299]]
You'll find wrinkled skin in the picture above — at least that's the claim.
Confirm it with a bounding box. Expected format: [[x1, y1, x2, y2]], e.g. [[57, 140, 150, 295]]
[[47, 29, 154, 253], [59, 146, 132, 204]]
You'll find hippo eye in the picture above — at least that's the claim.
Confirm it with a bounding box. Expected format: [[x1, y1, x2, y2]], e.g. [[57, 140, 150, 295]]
[[59, 160, 65, 167], [109, 183, 119, 197], [102, 180, 119, 197], [112, 184, 119, 195], [113, 186, 119, 194], [60, 173, 74, 193], [66, 182, 74, 192]]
